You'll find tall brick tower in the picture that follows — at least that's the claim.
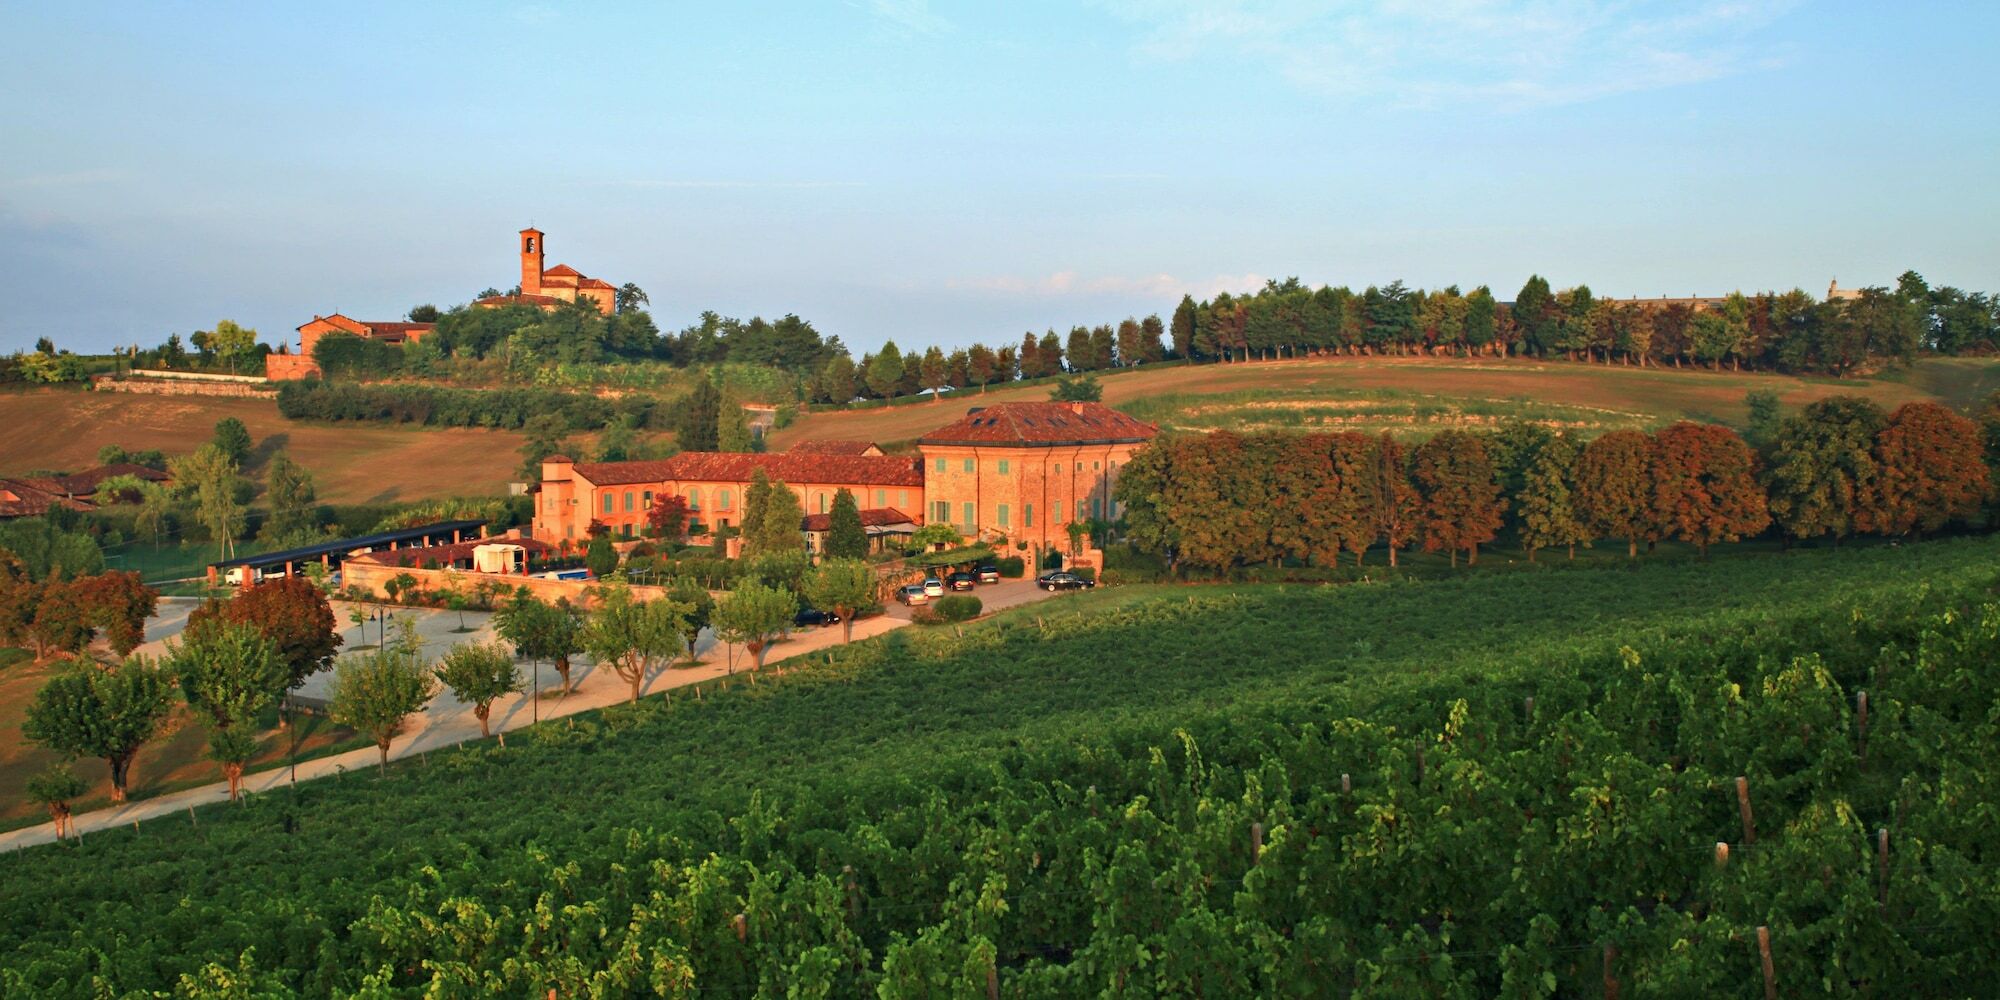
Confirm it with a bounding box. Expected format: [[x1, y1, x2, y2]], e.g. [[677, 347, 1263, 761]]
[[519, 228, 544, 296]]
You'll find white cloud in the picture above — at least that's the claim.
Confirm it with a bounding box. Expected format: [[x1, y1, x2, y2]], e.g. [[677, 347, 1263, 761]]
[[947, 270, 1267, 299], [1098, 0, 1799, 110]]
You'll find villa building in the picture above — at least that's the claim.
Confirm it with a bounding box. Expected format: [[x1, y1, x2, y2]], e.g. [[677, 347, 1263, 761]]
[[914, 401, 1158, 554], [527, 401, 1156, 561]]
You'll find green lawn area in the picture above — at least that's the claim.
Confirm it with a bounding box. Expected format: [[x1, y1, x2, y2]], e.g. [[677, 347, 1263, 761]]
[[98, 539, 263, 583]]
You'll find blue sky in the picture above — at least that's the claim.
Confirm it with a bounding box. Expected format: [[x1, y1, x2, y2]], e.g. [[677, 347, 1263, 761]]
[[2, 1, 1995, 355]]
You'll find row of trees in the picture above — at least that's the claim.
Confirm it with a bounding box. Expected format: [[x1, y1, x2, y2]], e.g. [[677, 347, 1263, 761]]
[[1116, 400, 1995, 574], [0, 562, 155, 660], [812, 315, 1168, 405], [1168, 271, 1997, 374]]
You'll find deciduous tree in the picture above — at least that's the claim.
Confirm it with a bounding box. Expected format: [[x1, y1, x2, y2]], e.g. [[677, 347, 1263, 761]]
[[25, 765, 88, 839], [432, 641, 521, 739], [186, 576, 341, 692], [1367, 434, 1420, 567], [1860, 402, 1987, 537], [71, 570, 157, 657], [328, 645, 438, 774], [582, 582, 690, 701], [715, 580, 796, 672], [1650, 422, 1769, 557], [1412, 431, 1506, 567], [23, 656, 174, 803], [1763, 397, 1884, 543], [1516, 434, 1589, 561], [805, 558, 875, 644], [1577, 430, 1655, 558]]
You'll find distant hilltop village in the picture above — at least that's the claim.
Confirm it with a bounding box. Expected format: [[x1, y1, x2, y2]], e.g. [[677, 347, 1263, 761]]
[[266, 229, 616, 380], [1606, 280, 1862, 312]]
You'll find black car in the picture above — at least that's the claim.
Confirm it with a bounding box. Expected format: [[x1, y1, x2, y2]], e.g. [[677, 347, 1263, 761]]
[[794, 607, 842, 628], [1037, 571, 1096, 592], [975, 565, 1001, 584], [946, 572, 977, 591]]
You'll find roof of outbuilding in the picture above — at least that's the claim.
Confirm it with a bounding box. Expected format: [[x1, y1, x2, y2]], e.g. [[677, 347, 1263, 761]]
[[475, 293, 569, 308], [917, 401, 1158, 447], [800, 507, 916, 532], [570, 452, 924, 488], [30, 463, 170, 496], [0, 479, 91, 518]]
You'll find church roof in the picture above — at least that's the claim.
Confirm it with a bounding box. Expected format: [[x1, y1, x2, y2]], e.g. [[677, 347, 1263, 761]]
[[542, 264, 583, 277], [475, 293, 569, 308]]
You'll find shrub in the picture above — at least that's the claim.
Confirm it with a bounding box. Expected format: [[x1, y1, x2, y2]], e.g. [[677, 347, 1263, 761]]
[[1070, 567, 1097, 583], [994, 556, 1026, 578], [908, 606, 942, 625], [933, 595, 982, 622]]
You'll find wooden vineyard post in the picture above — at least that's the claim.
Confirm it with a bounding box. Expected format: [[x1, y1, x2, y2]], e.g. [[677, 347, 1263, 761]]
[[1734, 776, 1756, 845], [1340, 772, 1351, 795], [1877, 828, 1890, 906], [986, 960, 1000, 1000], [1602, 944, 1619, 1000], [1250, 822, 1264, 867], [1756, 926, 1776, 1000], [844, 864, 860, 919], [1714, 842, 1729, 868], [733, 912, 748, 943], [1524, 696, 1535, 721], [1416, 749, 1427, 784], [1856, 690, 1869, 761]]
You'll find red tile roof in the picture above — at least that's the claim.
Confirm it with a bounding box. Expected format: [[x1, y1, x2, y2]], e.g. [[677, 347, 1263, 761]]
[[571, 452, 924, 488], [790, 440, 883, 456], [0, 479, 90, 518], [542, 264, 583, 277], [578, 278, 615, 290], [800, 507, 915, 532], [917, 401, 1158, 447], [362, 321, 435, 341], [31, 463, 169, 497]]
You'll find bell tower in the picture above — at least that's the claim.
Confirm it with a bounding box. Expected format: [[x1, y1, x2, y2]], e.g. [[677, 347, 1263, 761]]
[[519, 228, 544, 296]]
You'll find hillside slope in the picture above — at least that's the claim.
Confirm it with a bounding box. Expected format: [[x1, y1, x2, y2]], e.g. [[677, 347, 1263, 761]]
[[3, 536, 1996, 994]]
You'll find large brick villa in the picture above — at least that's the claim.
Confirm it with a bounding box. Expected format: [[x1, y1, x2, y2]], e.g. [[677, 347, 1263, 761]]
[[530, 401, 1159, 559]]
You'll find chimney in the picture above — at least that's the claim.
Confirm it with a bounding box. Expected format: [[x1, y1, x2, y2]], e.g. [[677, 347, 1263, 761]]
[[1068, 402, 1085, 414]]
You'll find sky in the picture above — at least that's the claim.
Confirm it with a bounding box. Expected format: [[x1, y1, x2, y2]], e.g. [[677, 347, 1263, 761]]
[[2, 0, 1996, 356]]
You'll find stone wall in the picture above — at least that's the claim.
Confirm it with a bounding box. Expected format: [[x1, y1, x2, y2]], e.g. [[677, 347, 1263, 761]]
[[91, 375, 278, 398], [343, 559, 682, 610]]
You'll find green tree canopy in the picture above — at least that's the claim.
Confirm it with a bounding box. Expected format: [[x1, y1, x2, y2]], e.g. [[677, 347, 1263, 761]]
[[328, 645, 437, 774], [581, 582, 691, 702], [803, 558, 876, 644], [432, 641, 521, 739], [23, 656, 174, 803], [714, 581, 795, 672]]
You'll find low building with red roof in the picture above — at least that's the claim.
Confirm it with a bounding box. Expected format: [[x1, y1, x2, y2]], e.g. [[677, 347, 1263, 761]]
[[477, 229, 617, 315], [799, 506, 918, 555], [267, 313, 436, 380], [532, 451, 925, 547], [0, 479, 91, 519]]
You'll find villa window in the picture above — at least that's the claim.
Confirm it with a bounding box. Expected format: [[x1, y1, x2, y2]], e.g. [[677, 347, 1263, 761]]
[[874, 488, 886, 506], [962, 458, 974, 473], [688, 487, 703, 510], [998, 503, 1010, 528], [997, 459, 1010, 475], [643, 490, 653, 507], [602, 493, 613, 514], [934, 457, 946, 473], [1024, 504, 1034, 528], [719, 489, 733, 510], [898, 489, 909, 509], [817, 492, 828, 514], [962, 501, 975, 527], [931, 500, 949, 522], [1078, 499, 1088, 520], [1092, 497, 1102, 518], [1092, 461, 1100, 471], [624, 491, 634, 512]]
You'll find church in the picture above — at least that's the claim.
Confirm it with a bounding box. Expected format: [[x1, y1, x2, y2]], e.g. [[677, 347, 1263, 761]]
[[473, 228, 617, 314]]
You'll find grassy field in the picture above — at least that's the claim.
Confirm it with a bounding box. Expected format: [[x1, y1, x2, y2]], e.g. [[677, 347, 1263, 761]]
[[0, 388, 531, 503], [2, 534, 1996, 994], [0, 649, 364, 831], [771, 355, 1994, 449]]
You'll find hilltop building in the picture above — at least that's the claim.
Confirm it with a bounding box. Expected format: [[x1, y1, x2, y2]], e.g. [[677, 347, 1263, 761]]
[[1609, 279, 1865, 312], [474, 228, 617, 314], [266, 314, 434, 379], [526, 401, 1158, 561]]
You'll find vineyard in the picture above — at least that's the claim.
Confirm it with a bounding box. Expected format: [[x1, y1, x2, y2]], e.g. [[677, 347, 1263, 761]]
[[3, 537, 1999, 995]]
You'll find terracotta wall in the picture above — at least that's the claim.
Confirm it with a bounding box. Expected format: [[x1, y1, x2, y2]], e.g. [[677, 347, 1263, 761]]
[[343, 559, 692, 610]]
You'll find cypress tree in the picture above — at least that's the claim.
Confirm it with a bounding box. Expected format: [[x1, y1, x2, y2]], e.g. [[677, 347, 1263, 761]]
[[827, 488, 868, 559]]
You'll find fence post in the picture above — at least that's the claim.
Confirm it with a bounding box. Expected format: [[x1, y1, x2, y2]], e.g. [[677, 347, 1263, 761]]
[[1602, 944, 1619, 1000], [1734, 776, 1756, 845], [1877, 828, 1890, 906], [1856, 690, 1869, 760], [1756, 926, 1775, 1000]]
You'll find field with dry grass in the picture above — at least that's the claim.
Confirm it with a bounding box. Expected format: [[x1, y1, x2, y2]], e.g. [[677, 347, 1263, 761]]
[[771, 355, 1990, 449], [0, 388, 531, 503]]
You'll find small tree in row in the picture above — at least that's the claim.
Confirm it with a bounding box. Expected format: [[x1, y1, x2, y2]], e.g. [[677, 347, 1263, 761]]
[[432, 642, 522, 740]]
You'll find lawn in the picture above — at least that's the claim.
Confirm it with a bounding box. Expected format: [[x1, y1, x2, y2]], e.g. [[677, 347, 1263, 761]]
[[769, 354, 1967, 450], [0, 650, 365, 831], [0, 388, 532, 503], [3, 534, 1996, 994]]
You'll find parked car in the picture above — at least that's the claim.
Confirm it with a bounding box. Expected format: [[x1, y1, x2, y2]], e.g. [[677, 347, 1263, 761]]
[[946, 572, 977, 591], [922, 577, 946, 598], [794, 607, 841, 628], [223, 567, 263, 586], [976, 565, 1001, 584], [1037, 571, 1096, 592], [897, 584, 930, 606]]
